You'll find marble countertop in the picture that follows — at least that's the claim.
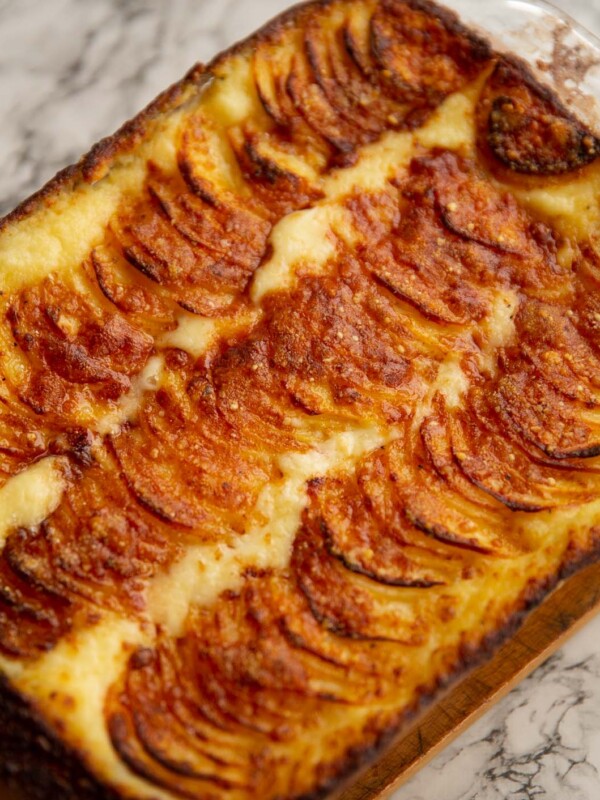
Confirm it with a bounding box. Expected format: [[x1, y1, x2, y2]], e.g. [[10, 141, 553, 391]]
[[1, 1, 600, 798]]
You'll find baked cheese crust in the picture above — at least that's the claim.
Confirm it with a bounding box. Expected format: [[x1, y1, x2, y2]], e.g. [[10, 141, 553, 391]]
[[2, 1, 600, 798]]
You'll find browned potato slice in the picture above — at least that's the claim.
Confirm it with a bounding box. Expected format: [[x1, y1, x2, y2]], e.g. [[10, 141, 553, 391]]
[[477, 58, 600, 175]]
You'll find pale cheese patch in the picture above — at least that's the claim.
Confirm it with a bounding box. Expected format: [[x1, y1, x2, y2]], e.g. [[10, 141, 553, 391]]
[[146, 423, 393, 635], [0, 102, 199, 294], [434, 355, 471, 410], [322, 131, 414, 200], [251, 205, 354, 302], [415, 82, 480, 152], [95, 355, 165, 436], [202, 55, 263, 128], [510, 168, 600, 240], [0, 456, 68, 549], [159, 307, 262, 358], [476, 289, 519, 376]]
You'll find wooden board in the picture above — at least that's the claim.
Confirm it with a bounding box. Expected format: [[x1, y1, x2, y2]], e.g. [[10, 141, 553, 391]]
[[2, 561, 600, 800]]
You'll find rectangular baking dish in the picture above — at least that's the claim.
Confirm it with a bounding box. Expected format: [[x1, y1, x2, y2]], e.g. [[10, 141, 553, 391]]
[[2, 2, 600, 800]]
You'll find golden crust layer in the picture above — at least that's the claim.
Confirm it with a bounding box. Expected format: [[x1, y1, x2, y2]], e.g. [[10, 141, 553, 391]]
[[2, 1, 600, 799]]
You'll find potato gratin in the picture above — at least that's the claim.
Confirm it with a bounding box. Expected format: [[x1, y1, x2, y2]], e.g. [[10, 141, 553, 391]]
[[2, 1, 600, 798]]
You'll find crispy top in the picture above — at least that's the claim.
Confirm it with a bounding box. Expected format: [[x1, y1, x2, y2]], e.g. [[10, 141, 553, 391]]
[[2, 1, 600, 799]]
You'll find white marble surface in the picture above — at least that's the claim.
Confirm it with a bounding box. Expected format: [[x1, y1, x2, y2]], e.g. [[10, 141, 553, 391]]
[[1, 0, 600, 798]]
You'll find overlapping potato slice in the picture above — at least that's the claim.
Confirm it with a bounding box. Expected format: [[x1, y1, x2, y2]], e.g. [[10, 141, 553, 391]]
[[411, 152, 567, 294], [106, 573, 398, 799], [0, 538, 73, 658], [369, 0, 489, 109], [112, 352, 283, 529], [304, 9, 396, 136], [515, 299, 600, 403], [476, 58, 600, 175], [116, 199, 253, 318], [497, 361, 600, 459], [5, 278, 152, 419], [227, 126, 325, 218], [252, 0, 490, 168], [0, 396, 49, 483], [316, 476, 472, 587], [0, 447, 178, 618], [262, 261, 433, 422], [450, 388, 600, 510], [89, 242, 177, 336]]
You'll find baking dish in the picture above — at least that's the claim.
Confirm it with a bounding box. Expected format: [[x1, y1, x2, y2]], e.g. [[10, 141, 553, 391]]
[[2, 2, 600, 800], [451, 0, 600, 129]]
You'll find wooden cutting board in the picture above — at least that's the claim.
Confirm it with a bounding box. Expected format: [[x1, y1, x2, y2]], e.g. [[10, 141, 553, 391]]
[[2, 561, 600, 800]]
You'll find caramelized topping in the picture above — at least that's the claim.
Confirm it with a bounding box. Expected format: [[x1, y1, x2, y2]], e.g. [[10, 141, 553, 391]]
[[2, 2, 600, 799]]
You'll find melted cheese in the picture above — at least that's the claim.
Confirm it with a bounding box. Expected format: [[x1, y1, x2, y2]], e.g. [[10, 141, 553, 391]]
[[159, 308, 262, 358], [477, 289, 519, 375], [516, 496, 600, 551], [10, 617, 170, 799], [415, 76, 484, 153], [0, 456, 68, 549], [251, 205, 354, 302], [434, 355, 471, 410], [322, 131, 414, 199], [2, 20, 600, 800], [203, 55, 263, 128], [146, 423, 393, 635], [511, 166, 600, 239], [95, 355, 165, 436], [0, 101, 204, 294]]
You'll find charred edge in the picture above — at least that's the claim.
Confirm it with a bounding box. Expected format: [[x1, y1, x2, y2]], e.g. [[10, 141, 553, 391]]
[[0, 2, 597, 800], [0, 0, 494, 234], [108, 438, 196, 528], [243, 139, 300, 185], [0, 64, 209, 233], [0, 676, 127, 800], [404, 0, 491, 65]]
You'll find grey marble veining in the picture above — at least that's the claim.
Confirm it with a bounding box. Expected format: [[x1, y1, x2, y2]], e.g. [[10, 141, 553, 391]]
[[1, 1, 600, 799], [401, 627, 600, 800]]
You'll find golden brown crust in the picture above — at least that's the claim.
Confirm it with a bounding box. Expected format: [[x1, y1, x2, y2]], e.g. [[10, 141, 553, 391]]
[[2, 1, 600, 799]]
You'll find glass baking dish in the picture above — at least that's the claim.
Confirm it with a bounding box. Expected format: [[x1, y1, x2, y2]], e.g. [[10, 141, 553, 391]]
[[452, 0, 600, 129], [1, 4, 600, 800]]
